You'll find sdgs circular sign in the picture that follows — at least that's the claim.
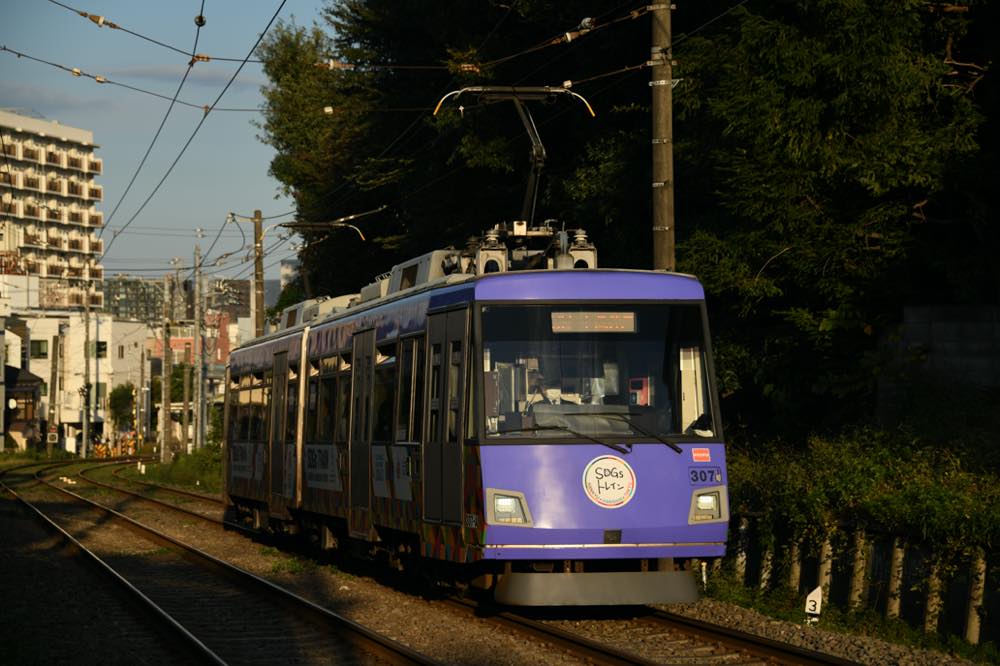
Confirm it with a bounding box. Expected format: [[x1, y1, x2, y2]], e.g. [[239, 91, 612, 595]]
[[582, 455, 636, 509]]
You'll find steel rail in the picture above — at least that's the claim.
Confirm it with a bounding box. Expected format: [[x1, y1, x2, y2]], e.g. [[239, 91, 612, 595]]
[[1, 479, 226, 665], [78, 462, 226, 527], [444, 597, 660, 666], [646, 608, 861, 665], [109, 463, 224, 504], [33, 470, 436, 666]]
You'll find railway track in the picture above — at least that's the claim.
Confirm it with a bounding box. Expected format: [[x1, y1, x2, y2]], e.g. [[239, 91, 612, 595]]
[[447, 598, 858, 666], [79, 461, 227, 527], [4, 463, 435, 666], [637, 609, 858, 665], [67, 462, 859, 665]]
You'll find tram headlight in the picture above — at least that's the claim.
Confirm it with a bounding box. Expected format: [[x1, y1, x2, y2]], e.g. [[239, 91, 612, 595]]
[[487, 489, 533, 526], [689, 485, 727, 523], [696, 493, 718, 512]]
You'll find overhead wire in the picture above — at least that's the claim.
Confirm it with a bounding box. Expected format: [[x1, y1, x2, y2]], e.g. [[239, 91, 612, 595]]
[[279, 6, 517, 224], [100, 0, 206, 234], [99, 0, 289, 263], [43, 0, 265, 64], [0, 46, 261, 113]]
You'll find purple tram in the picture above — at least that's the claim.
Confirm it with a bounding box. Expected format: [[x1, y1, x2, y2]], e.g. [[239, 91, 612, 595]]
[[223, 224, 728, 605]]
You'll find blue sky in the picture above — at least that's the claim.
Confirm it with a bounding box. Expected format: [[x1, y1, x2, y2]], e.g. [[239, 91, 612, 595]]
[[2, 0, 326, 280]]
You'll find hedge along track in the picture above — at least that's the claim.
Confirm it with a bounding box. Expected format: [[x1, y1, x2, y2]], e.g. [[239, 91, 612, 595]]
[[13, 464, 436, 666]]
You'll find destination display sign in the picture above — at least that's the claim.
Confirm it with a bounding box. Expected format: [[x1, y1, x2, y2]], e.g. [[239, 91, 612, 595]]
[[551, 311, 636, 333]]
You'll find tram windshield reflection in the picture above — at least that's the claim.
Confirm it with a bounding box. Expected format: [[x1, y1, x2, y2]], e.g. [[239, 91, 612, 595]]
[[480, 303, 716, 439]]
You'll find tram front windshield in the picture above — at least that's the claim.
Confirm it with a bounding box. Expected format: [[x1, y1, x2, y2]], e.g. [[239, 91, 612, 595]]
[[480, 303, 716, 439]]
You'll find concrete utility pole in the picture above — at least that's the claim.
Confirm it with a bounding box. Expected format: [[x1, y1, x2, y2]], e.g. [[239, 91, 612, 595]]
[[651, 2, 676, 271], [193, 242, 204, 450], [182, 343, 191, 453], [253, 209, 264, 338], [47, 333, 59, 458], [160, 274, 172, 463], [138, 348, 145, 449], [82, 285, 91, 457]]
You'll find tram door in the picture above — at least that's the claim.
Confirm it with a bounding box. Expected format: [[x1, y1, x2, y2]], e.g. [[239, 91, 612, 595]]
[[424, 308, 468, 525], [349, 329, 375, 537]]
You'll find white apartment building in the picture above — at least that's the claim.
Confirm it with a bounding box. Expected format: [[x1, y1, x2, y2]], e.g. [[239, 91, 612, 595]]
[[0, 109, 105, 310], [19, 311, 151, 448]]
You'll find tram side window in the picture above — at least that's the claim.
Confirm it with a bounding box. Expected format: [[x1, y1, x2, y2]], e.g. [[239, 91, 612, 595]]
[[286, 366, 298, 444], [261, 372, 272, 442], [413, 340, 425, 442], [373, 343, 397, 443], [447, 340, 462, 442], [306, 360, 320, 442], [428, 343, 442, 441], [237, 381, 251, 441], [318, 376, 336, 442], [228, 375, 241, 439], [335, 354, 351, 444], [395, 337, 425, 442]]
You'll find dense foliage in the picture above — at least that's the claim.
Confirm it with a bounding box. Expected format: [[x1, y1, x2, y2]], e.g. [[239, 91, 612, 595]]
[[108, 382, 135, 431], [730, 430, 1000, 554], [256, 1, 995, 441]]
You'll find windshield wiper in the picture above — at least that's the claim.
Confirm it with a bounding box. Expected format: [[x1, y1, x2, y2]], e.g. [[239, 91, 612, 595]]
[[494, 425, 631, 455], [562, 411, 683, 454]]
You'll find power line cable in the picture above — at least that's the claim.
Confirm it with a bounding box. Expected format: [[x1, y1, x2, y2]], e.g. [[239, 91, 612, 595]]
[[44, 0, 265, 64], [99, 0, 288, 262], [0, 45, 261, 113], [279, 7, 516, 223], [100, 0, 206, 234]]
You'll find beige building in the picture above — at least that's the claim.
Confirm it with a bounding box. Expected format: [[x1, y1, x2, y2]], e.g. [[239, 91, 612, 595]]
[[0, 109, 104, 310]]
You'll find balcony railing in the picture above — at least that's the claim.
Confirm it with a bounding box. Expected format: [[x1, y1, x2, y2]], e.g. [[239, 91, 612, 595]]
[[47, 265, 66, 278], [67, 156, 83, 170], [67, 267, 84, 278], [68, 239, 83, 251], [48, 236, 65, 249], [45, 208, 64, 223], [89, 239, 104, 253], [22, 147, 40, 162], [1, 141, 15, 157], [88, 159, 102, 174], [24, 261, 40, 275], [88, 186, 103, 200], [88, 212, 103, 227], [88, 293, 103, 306], [24, 233, 44, 246], [46, 179, 64, 194], [24, 205, 40, 219], [46, 151, 63, 167], [0, 171, 13, 186], [0, 202, 16, 215], [24, 176, 40, 190], [68, 210, 83, 224], [68, 182, 83, 196]]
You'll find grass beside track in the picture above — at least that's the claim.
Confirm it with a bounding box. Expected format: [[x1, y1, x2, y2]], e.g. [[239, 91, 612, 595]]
[[119, 445, 223, 495]]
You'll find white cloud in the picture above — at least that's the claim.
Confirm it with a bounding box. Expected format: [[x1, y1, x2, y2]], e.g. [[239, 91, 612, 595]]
[[0, 83, 115, 115], [106, 65, 266, 92]]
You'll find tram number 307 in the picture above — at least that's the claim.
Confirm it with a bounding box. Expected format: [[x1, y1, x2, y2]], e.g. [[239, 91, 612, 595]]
[[689, 467, 722, 484]]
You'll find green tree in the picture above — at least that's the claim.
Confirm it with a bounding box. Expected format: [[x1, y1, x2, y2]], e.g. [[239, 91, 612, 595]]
[[670, 0, 986, 434], [256, 1, 993, 439], [108, 383, 135, 431]]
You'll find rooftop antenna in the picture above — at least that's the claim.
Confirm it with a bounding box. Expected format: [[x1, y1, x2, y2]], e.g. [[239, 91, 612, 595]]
[[434, 86, 594, 227]]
